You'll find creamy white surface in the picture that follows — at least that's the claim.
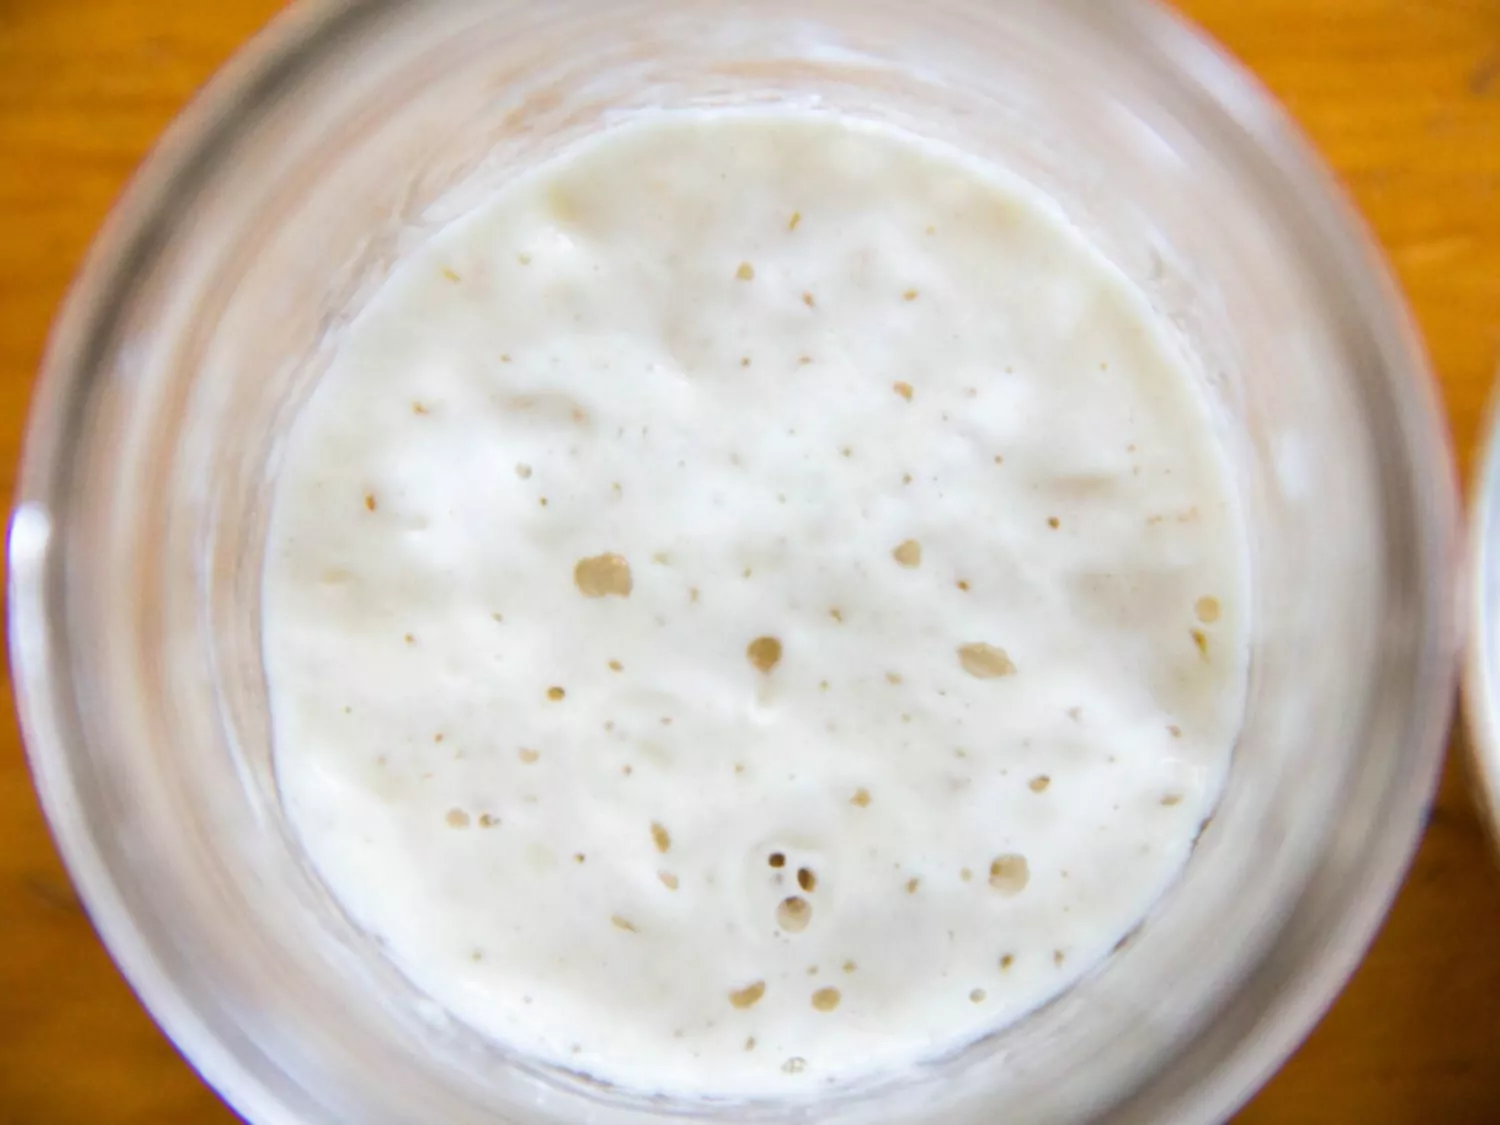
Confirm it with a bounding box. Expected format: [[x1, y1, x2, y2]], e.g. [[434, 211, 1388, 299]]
[[264, 113, 1248, 1096]]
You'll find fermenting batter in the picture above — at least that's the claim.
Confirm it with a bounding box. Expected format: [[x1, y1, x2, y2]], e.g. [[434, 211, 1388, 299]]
[[263, 112, 1248, 1096]]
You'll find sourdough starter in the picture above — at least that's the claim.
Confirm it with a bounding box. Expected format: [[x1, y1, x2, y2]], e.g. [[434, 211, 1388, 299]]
[[263, 112, 1248, 1096]]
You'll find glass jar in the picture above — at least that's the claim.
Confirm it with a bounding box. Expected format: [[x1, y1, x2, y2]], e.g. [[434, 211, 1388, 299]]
[[1466, 387, 1500, 848], [8, 0, 1459, 1122]]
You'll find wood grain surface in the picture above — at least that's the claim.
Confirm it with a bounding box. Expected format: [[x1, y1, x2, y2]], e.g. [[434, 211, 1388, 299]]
[[2, 1, 1498, 1122]]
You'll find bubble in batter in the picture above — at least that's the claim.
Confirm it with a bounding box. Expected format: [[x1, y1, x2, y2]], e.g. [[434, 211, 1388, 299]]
[[958, 643, 1017, 679]]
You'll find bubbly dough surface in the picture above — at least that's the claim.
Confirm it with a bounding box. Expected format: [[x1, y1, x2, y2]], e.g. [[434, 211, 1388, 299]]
[[264, 112, 1248, 1095]]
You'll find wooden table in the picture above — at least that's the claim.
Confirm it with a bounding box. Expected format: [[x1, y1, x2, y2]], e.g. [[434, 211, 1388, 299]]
[[1, 1, 1498, 1121]]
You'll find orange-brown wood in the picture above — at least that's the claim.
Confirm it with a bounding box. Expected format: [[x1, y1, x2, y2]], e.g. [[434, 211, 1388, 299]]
[[1, 2, 1498, 1121]]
